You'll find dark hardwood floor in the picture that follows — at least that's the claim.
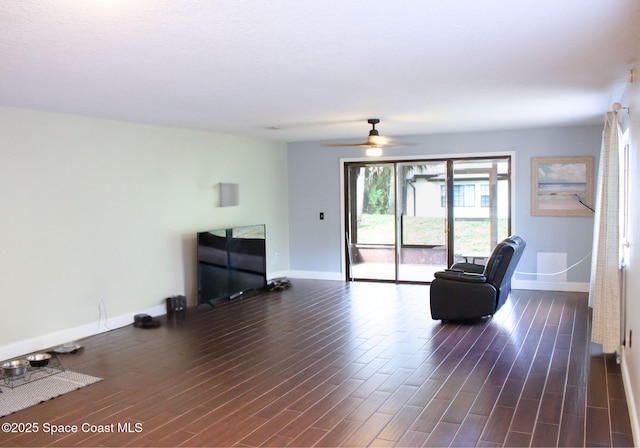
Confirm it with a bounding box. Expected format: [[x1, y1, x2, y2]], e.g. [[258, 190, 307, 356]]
[[0, 280, 634, 447]]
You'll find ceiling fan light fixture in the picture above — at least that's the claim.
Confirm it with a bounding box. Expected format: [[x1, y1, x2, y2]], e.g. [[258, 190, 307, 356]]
[[366, 146, 383, 157], [323, 118, 408, 151], [367, 134, 388, 146]]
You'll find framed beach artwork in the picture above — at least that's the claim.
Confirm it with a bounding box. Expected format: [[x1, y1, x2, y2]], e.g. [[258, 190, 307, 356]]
[[531, 156, 594, 217]]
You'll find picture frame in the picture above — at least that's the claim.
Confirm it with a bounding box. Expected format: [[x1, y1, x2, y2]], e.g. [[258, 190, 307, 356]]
[[531, 156, 594, 217]]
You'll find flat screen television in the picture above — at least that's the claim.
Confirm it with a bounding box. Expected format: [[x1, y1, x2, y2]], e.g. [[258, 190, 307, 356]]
[[197, 224, 267, 306]]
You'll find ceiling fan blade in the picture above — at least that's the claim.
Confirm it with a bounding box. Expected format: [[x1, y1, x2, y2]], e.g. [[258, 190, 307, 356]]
[[324, 141, 416, 148], [380, 142, 417, 147], [323, 119, 416, 149], [322, 142, 372, 147]]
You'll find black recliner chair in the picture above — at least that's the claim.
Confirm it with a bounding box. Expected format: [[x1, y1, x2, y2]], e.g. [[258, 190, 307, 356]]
[[430, 235, 526, 321]]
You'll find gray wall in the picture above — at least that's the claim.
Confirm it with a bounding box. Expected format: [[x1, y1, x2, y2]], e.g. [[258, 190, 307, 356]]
[[288, 124, 602, 286]]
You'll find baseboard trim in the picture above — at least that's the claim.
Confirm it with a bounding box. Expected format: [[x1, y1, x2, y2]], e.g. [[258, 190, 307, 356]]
[[621, 349, 639, 445], [267, 270, 290, 280], [0, 304, 166, 362], [512, 279, 589, 292], [285, 270, 343, 281], [283, 270, 589, 292]]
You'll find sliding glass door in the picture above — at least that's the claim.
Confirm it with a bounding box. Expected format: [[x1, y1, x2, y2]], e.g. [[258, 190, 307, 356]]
[[397, 161, 448, 281], [451, 159, 511, 266], [345, 156, 511, 283], [346, 163, 396, 280]]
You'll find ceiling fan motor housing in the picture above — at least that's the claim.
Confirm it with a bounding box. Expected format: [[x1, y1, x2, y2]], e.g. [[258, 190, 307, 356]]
[[368, 118, 380, 134]]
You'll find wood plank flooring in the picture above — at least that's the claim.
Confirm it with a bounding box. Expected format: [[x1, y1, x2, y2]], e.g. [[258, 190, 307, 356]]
[[0, 280, 634, 447]]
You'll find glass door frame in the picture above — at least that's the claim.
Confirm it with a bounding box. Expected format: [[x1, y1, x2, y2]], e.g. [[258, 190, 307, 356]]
[[396, 160, 449, 282], [341, 153, 513, 283], [345, 162, 398, 281]]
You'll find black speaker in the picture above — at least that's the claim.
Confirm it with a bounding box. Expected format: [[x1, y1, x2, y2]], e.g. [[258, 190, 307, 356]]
[[166, 295, 186, 315]]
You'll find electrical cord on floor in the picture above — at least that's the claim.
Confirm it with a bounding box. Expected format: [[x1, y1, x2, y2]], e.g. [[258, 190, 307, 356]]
[[515, 251, 592, 276]]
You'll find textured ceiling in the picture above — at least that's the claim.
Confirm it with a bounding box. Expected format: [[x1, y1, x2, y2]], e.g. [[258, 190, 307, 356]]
[[1, 0, 639, 143]]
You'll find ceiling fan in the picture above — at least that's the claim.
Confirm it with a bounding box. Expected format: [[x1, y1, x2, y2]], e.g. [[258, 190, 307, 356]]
[[323, 119, 399, 156]]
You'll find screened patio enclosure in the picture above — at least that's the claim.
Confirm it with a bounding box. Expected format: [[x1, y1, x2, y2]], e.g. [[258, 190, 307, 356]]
[[345, 157, 511, 282]]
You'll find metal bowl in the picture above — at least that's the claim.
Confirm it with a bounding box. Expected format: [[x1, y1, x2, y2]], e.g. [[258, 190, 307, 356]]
[[26, 353, 52, 367], [1, 359, 29, 377]]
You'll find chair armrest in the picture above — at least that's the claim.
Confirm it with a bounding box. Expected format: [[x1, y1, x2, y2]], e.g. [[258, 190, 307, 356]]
[[433, 270, 487, 283], [450, 262, 484, 274]]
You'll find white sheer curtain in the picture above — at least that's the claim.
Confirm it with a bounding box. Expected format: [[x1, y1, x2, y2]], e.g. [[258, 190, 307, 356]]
[[589, 111, 622, 353]]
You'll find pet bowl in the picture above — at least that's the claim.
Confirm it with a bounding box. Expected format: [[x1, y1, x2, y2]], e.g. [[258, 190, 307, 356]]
[[26, 353, 52, 367], [1, 359, 29, 377]]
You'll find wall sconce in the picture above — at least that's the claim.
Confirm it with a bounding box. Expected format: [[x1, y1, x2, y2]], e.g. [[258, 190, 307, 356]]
[[219, 183, 239, 207]]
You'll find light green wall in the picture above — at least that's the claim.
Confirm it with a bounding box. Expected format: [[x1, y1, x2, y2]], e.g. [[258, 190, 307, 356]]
[[0, 107, 289, 355]]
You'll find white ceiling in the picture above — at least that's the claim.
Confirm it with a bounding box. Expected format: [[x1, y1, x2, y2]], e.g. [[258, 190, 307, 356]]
[[1, 0, 639, 143]]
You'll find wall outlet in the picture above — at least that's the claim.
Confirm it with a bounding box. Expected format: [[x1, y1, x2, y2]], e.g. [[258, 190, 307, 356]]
[[319, 212, 324, 220]]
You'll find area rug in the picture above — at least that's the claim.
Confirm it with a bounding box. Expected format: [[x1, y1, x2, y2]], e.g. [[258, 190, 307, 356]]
[[0, 371, 102, 417]]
